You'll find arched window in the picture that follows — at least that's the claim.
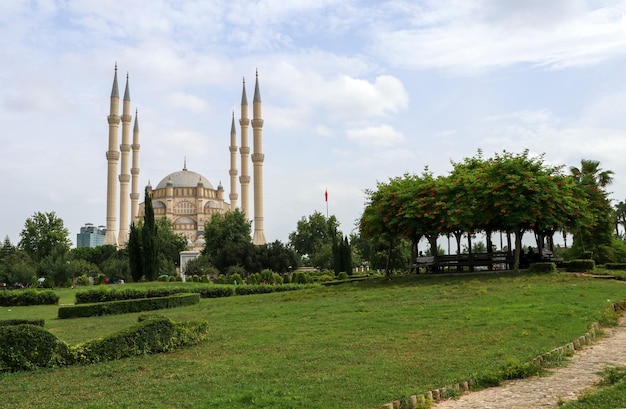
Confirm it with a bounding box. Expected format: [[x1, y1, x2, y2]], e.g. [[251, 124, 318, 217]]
[[175, 201, 196, 214]]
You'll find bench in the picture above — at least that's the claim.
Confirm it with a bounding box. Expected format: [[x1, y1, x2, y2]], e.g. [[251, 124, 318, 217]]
[[414, 252, 515, 273]]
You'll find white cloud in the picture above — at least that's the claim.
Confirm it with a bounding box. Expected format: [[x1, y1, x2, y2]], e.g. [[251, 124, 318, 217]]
[[372, 0, 626, 73], [346, 124, 404, 147]]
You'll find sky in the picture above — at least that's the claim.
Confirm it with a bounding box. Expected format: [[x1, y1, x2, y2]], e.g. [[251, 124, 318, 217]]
[[2, 0, 626, 248]]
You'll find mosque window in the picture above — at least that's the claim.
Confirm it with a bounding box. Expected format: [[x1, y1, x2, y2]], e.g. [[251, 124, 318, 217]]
[[175, 201, 196, 214]]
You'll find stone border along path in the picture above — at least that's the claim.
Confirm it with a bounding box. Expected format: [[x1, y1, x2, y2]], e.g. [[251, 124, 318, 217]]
[[379, 302, 626, 409]]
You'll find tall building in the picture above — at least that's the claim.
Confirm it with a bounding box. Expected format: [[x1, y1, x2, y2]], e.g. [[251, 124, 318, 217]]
[[104, 65, 267, 250], [77, 223, 106, 248]]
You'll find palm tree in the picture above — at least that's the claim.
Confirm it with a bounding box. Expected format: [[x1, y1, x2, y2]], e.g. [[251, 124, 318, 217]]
[[570, 159, 614, 188], [614, 201, 626, 238]]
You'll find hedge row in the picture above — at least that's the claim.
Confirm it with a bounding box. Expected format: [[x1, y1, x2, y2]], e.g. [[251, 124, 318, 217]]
[[0, 289, 59, 306], [75, 283, 320, 304], [75, 287, 191, 304], [58, 293, 200, 319], [527, 262, 557, 274], [0, 316, 210, 371], [0, 319, 44, 327], [604, 263, 626, 270], [566, 259, 596, 272]]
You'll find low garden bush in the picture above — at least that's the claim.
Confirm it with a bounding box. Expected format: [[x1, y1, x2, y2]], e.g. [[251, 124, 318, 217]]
[[0, 289, 59, 306], [0, 324, 74, 371], [528, 262, 557, 274], [603, 263, 626, 271], [0, 317, 210, 372], [58, 293, 200, 319], [566, 259, 596, 273], [75, 316, 209, 363], [0, 319, 45, 327]]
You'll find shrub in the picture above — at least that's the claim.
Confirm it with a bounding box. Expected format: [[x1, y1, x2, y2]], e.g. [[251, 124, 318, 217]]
[[228, 273, 243, 285], [0, 324, 74, 371], [282, 274, 291, 284], [527, 263, 557, 274], [0, 319, 45, 327], [74, 316, 209, 364], [58, 294, 200, 319], [75, 274, 91, 286], [317, 274, 335, 282], [0, 289, 59, 307], [566, 259, 595, 272], [337, 272, 349, 280], [273, 273, 283, 285], [260, 269, 275, 284], [292, 271, 313, 284], [197, 286, 235, 298], [604, 263, 626, 271], [226, 265, 246, 277], [246, 273, 261, 284], [157, 275, 170, 282], [214, 274, 227, 284]]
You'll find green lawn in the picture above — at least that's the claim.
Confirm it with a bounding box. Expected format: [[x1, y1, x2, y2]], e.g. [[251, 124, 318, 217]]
[[1, 272, 626, 409]]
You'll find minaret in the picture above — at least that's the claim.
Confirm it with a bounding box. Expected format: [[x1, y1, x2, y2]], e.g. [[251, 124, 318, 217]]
[[118, 73, 132, 246], [239, 78, 251, 219], [104, 64, 121, 246], [130, 109, 141, 223], [229, 111, 238, 211], [251, 70, 267, 245]]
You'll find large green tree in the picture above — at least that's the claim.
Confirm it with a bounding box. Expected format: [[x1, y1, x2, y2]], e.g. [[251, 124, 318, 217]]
[[569, 159, 616, 262], [19, 211, 71, 262], [288, 211, 340, 267], [202, 209, 251, 261]]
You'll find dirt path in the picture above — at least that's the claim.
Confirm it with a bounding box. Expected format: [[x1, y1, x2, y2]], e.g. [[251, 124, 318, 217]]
[[434, 315, 626, 409]]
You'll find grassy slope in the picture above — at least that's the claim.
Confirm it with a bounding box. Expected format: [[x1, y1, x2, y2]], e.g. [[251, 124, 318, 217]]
[[1, 272, 625, 409]]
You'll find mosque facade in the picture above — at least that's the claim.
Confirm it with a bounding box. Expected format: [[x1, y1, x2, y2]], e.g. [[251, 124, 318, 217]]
[[103, 65, 266, 251]]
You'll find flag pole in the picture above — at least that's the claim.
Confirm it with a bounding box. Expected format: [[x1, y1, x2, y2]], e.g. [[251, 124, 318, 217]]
[[325, 188, 328, 218]]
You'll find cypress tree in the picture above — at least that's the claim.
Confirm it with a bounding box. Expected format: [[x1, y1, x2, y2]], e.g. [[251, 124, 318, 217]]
[[128, 222, 143, 282], [142, 188, 159, 280]]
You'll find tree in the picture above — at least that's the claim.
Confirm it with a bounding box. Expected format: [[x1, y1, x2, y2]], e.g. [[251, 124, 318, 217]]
[[127, 222, 143, 282], [614, 201, 626, 238], [288, 211, 340, 265], [256, 240, 299, 274], [142, 188, 159, 280], [155, 217, 188, 268], [19, 211, 70, 262], [202, 209, 251, 261], [569, 159, 616, 262]]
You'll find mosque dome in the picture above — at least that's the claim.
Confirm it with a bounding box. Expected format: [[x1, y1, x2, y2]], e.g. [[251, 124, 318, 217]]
[[155, 168, 214, 190]]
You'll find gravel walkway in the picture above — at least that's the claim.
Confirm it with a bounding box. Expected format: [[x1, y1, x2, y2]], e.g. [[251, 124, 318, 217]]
[[434, 315, 626, 409]]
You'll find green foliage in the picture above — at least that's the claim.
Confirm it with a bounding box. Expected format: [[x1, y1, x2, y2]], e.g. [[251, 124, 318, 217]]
[[0, 289, 59, 306], [292, 271, 314, 284], [183, 255, 216, 278], [142, 188, 159, 281], [256, 240, 300, 273], [196, 286, 235, 298], [157, 274, 170, 282], [75, 274, 91, 286], [337, 271, 349, 280], [0, 319, 44, 327], [128, 222, 143, 282], [289, 211, 341, 269], [100, 258, 131, 283], [598, 366, 626, 386], [228, 273, 243, 285], [18, 211, 71, 262], [0, 324, 74, 371], [202, 209, 251, 260], [58, 294, 200, 319], [317, 274, 334, 282], [226, 265, 246, 277], [566, 259, 596, 272], [527, 262, 557, 274], [603, 263, 626, 270], [74, 316, 209, 364], [214, 274, 227, 284]]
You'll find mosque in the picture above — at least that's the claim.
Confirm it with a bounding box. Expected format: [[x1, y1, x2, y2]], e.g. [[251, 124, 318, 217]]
[[103, 64, 266, 251]]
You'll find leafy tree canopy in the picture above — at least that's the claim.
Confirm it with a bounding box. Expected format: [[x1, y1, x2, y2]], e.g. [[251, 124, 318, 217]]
[[19, 211, 71, 262]]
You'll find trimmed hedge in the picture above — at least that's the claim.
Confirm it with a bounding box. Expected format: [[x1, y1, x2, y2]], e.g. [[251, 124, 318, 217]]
[[58, 293, 200, 319], [566, 259, 596, 273], [75, 316, 209, 364], [604, 263, 626, 271], [0, 324, 74, 371], [527, 262, 557, 274], [0, 289, 59, 306], [0, 319, 45, 327], [0, 317, 210, 371], [74, 283, 316, 304]]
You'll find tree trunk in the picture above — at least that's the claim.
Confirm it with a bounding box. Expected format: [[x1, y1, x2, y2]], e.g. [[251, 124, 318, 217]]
[[513, 229, 525, 271]]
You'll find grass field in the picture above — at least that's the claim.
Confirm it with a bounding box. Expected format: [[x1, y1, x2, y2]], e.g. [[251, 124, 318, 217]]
[[1, 272, 626, 409]]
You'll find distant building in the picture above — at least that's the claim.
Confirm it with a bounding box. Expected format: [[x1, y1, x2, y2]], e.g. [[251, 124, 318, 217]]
[[76, 223, 106, 248]]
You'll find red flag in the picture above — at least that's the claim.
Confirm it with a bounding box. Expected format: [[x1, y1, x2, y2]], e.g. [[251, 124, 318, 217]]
[[325, 188, 328, 202]]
